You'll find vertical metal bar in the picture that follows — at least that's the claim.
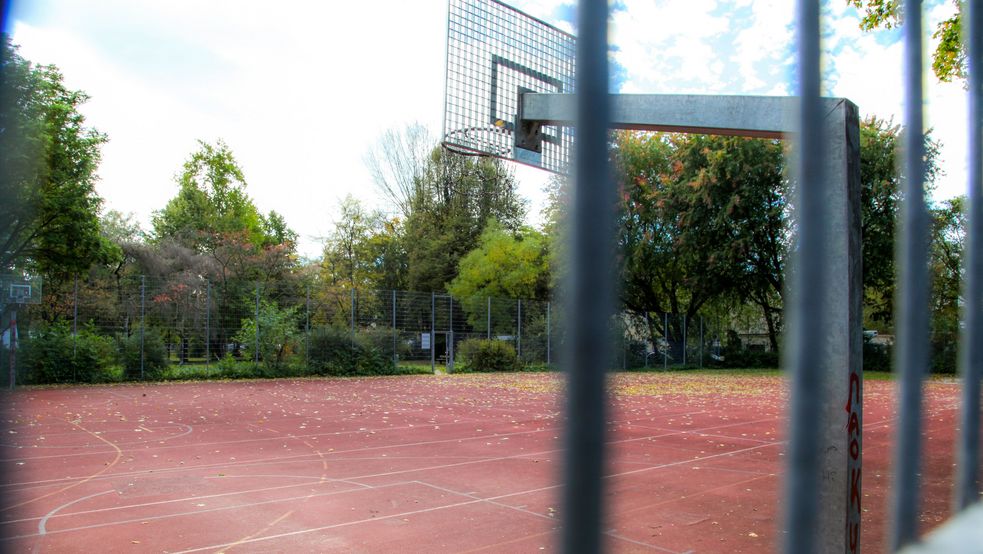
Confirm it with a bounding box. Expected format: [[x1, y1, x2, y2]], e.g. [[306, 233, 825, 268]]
[[955, 0, 983, 513], [645, 312, 649, 369], [140, 275, 146, 380], [448, 297, 454, 373], [487, 297, 491, 340], [72, 275, 78, 358], [206, 280, 211, 373], [7, 309, 16, 390], [350, 288, 356, 350], [682, 315, 687, 366], [431, 292, 436, 374], [305, 285, 311, 369], [891, 1, 930, 549], [562, 0, 612, 551], [517, 299, 522, 360], [547, 301, 552, 366], [700, 316, 704, 369], [392, 290, 398, 366], [664, 313, 668, 369], [254, 283, 260, 365], [782, 1, 827, 552]]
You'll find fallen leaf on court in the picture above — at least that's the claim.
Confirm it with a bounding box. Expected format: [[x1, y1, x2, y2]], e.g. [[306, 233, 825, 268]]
[[748, 532, 758, 537]]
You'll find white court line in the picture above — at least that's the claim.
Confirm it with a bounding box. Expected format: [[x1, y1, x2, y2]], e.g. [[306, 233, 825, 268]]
[[167, 441, 784, 554], [38, 490, 115, 535]]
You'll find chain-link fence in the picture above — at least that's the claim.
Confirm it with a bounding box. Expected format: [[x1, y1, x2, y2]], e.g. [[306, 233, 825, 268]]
[[0, 276, 782, 385]]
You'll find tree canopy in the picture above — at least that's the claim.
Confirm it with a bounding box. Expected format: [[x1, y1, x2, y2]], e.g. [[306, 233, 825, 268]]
[[848, 0, 966, 82], [1, 35, 111, 276]]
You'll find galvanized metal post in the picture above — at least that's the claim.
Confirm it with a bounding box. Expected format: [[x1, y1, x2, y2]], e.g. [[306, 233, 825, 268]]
[[72, 275, 78, 359], [699, 316, 704, 369], [664, 313, 668, 369], [561, 0, 612, 551], [783, 0, 829, 551], [955, 0, 983, 513], [205, 280, 211, 373], [547, 301, 551, 366], [517, 299, 522, 360], [7, 309, 16, 390], [430, 292, 436, 374], [890, 1, 930, 550], [350, 288, 356, 350], [392, 290, 397, 366], [487, 297, 492, 340], [682, 314, 687, 366], [140, 275, 146, 380], [254, 283, 260, 365], [305, 285, 311, 369], [448, 297, 455, 372], [645, 312, 649, 369]]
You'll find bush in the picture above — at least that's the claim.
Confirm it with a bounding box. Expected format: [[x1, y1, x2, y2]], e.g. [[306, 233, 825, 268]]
[[307, 326, 392, 376], [20, 322, 118, 384], [233, 302, 301, 371], [117, 326, 168, 380], [455, 339, 520, 373], [863, 339, 892, 373]]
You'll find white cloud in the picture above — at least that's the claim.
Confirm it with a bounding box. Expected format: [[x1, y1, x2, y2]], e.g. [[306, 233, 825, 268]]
[[10, 0, 970, 261]]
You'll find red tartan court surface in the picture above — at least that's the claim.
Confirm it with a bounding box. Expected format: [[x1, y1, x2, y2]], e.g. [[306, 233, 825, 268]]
[[0, 372, 966, 552]]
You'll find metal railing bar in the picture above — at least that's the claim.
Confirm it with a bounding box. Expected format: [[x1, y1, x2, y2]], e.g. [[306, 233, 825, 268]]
[[781, 1, 826, 553], [561, 0, 613, 552], [891, 0, 931, 550], [955, 0, 983, 513]]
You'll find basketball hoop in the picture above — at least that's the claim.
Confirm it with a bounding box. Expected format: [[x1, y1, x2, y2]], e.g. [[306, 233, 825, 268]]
[[442, 125, 513, 158]]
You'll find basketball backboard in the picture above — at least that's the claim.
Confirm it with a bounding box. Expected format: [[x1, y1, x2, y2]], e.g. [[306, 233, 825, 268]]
[[1, 275, 42, 305], [442, 0, 575, 173]]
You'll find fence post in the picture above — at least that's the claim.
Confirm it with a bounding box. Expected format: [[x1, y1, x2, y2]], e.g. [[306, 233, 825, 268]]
[[682, 314, 687, 366], [7, 309, 16, 390], [140, 275, 146, 380], [699, 316, 704, 368], [254, 283, 260, 365], [305, 285, 311, 369], [448, 297, 454, 373], [487, 297, 491, 340], [663, 313, 668, 369], [430, 292, 436, 374], [72, 275, 78, 360], [547, 301, 552, 366], [205, 280, 211, 373], [392, 290, 397, 366], [350, 288, 356, 351], [517, 299, 522, 360]]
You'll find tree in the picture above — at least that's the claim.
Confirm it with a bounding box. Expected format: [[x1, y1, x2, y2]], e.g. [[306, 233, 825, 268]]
[[152, 139, 268, 250], [859, 117, 941, 324], [447, 222, 551, 330], [365, 123, 435, 218], [848, 0, 966, 82], [321, 196, 379, 290], [404, 149, 525, 292], [928, 196, 965, 372], [1, 35, 111, 276], [614, 131, 790, 355]]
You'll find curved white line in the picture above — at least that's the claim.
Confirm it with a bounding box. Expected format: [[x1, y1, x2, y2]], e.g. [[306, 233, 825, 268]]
[[38, 489, 115, 535]]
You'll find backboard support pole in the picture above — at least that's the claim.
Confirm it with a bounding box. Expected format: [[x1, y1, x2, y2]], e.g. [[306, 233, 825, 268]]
[[520, 91, 863, 553]]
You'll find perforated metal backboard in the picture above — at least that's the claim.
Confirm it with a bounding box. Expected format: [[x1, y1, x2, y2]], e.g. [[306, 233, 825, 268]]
[[1, 275, 42, 305], [443, 0, 575, 173]]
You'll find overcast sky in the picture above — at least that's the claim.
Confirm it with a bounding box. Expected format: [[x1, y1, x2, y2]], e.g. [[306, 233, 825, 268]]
[[6, 0, 968, 259]]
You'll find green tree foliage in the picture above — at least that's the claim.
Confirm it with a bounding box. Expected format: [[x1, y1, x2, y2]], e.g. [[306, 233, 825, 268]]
[[859, 117, 941, 323], [928, 196, 965, 373], [848, 0, 966, 82], [0, 35, 111, 275], [234, 301, 301, 370], [404, 149, 525, 292], [615, 132, 786, 354], [152, 139, 268, 250], [447, 222, 550, 330]]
